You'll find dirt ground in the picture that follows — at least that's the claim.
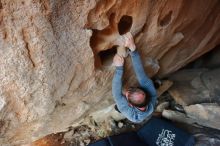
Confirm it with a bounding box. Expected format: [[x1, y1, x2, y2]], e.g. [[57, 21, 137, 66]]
[[31, 118, 141, 146]]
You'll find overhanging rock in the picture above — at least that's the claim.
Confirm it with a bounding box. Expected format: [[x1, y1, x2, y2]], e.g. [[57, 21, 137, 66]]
[[0, 0, 220, 145]]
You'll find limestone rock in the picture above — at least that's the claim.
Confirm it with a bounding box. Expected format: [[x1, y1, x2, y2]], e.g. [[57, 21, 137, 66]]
[[0, 0, 220, 145], [168, 68, 220, 105], [156, 102, 169, 113], [162, 110, 196, 125], [162, 103, 220, 130], [184, 103, 220, 130], [157, 80, 173, 97], [89, 104, 125, 123]]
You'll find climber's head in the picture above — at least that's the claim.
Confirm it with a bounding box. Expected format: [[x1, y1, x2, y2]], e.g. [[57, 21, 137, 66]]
[[125, 87, 150, 109]]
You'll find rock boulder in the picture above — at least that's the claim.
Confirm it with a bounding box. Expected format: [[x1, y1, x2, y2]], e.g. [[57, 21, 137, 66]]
[[0, 0, 220, 145]]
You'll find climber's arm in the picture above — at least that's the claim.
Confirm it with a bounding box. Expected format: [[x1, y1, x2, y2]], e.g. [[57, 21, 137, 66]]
[[112, 55, 130, 115], [112, 65, 124, 101], [123, 32, 157, 106], [112, 55, 129, 105], [130, 50, 157, 106]]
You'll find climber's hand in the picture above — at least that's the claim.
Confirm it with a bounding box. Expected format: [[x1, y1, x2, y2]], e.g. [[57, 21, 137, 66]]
[[123, 32, 136, 52], [113, 54, 124, 67]]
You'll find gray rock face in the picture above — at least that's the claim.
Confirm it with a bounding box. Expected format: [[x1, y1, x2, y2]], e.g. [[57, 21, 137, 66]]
[[184, 103, 220, 130], [162, 103, 220, 130], [0, 0, 220, 145], [156, 102, 170, 113], [169, 68, 220, 106]]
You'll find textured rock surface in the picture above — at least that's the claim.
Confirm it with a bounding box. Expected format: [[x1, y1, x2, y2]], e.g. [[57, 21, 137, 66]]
[[162, 103, 220, 130], [184, 103, 220, 130], [168, 68, 220, 105], [0, 0, 220, 145]]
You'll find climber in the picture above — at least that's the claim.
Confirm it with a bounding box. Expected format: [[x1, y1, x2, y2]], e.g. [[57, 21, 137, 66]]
[[112, 32, 157, 123]]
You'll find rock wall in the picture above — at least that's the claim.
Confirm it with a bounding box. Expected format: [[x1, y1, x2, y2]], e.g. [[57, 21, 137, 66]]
[[0, 0, 219, 145]]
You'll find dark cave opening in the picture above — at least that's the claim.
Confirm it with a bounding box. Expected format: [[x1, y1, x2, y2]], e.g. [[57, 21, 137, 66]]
[[118, 15, 133, 35], [159, 11, 173, 27], [185, 45, 220, 69], [98, 46, 117, 67], [0, 1, 2, 9], [90, 15, 133, 69]]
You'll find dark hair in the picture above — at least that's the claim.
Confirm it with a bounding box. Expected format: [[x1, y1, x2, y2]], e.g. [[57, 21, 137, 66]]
[[127, 87, 150, 108]]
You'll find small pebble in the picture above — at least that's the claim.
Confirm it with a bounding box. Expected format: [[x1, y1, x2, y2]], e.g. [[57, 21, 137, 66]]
[[84, 139, 91, 145], [118, 122, 123, 128]]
